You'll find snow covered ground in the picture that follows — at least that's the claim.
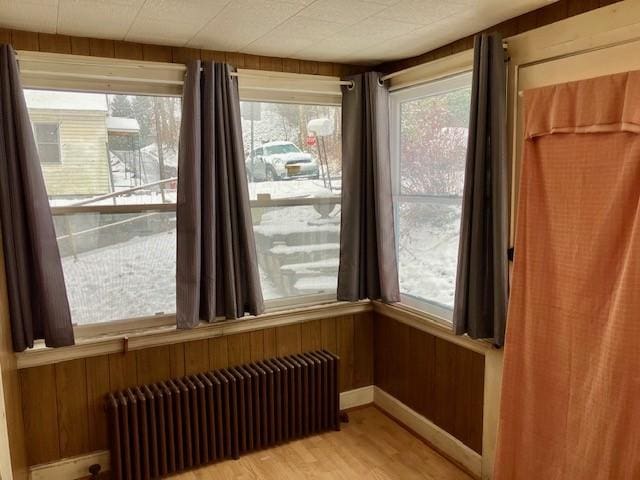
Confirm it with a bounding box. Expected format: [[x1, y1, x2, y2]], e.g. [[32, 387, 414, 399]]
[[61, 226, 281, 325], [396, 199, 462, 310]]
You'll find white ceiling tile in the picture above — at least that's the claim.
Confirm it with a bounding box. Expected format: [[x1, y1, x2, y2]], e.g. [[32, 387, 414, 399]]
[[187, 0, 305, 51], [57, 0, 145, 38], [244, 17, 345, 57], [375, 0, 467, 26], [0, 0, 58, 33], [0, 0, 559, 65], [361, 0, 401, 5], [135, 0, 229, 25], [126, 17, 198, 45], [346, 16, 422, 40], [297, 0, 387, 25]]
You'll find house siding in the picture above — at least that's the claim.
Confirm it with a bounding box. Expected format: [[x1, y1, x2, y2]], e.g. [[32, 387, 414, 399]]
[[29, 109, 110, 197]]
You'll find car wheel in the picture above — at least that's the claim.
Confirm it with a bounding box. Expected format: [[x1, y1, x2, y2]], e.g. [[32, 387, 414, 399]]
[[265, 166, 278, 181]]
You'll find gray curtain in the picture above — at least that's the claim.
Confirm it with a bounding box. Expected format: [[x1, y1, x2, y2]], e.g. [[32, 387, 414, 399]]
[[176, 61, 263, 329], [0, 44, 74, 352], [453, 33, 509, 346], [338, 72, 400, 303]]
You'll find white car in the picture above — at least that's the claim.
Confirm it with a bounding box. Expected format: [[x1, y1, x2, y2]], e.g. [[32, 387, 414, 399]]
[[246, 141, 319, 181]]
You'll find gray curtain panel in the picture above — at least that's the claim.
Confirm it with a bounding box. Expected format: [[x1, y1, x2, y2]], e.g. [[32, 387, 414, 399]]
[[338, 72, 400, 303], [0, 44, 74, 351], [176, 61, 264, 329], [453, 33, 509, 346]]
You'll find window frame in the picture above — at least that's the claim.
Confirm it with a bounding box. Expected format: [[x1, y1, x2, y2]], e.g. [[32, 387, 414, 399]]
[[21, 58, 344, 331], [389, 70, 472, 324], [33, 121, 62, 163]]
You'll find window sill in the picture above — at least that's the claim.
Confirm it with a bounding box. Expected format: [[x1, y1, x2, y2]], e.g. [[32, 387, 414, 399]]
[[371, 301, 494, 355], [16, 300, 371, 369], [16, 299, 493, 369]]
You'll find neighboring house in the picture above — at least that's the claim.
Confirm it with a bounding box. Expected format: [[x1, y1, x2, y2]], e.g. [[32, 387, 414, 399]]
[[25, 90, 111, 198]]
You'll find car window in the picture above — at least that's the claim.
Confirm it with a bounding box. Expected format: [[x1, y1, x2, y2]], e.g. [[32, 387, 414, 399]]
[[265, 144, 300, 155]]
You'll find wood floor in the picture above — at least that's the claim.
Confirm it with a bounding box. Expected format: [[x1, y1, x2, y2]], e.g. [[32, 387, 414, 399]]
[[168, 406, 472, 480]]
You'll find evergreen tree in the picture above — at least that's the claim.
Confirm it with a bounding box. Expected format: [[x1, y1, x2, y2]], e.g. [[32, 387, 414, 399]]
[[109, 94, 134, 118], [131, 95, 154, 145]]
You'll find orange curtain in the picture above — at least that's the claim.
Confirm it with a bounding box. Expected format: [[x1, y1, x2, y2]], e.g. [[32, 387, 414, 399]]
[[495, 71, 640, 479]]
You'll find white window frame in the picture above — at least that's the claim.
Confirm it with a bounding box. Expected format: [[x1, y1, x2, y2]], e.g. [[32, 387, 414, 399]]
[[19, 53, 343, 333], [389, 70, 472, 324], [34, 121, 62, 163]]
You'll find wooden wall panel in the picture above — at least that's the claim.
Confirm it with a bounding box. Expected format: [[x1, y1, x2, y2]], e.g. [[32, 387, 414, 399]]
[[209, 337, 228, 371], [374, 314, 484, 454], [336, 315, 355, 392], [380, 0, 623, 72], [107, 352, 137, 391], [18, 314, 372, 466], [37, 33, 71, 54], [20, 365, 59, 465], [55, 359, 90, 458], [227, 333, 252, 367], [136, 346, 171, 385], [353, 313, 374, 389], [276, 324, 302, 357], [85, 356, 110, 451], [184, 339, 210, 375]]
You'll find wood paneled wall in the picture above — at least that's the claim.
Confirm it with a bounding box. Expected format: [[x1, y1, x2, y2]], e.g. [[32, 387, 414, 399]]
[[0, 28, 364, 77], [19, 314, 373, 467], [380, 0, 623, 73], [374, 314, 484, 454]]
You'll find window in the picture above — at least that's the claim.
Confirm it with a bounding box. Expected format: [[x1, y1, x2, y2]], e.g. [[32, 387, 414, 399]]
[[241, 101, 341, 305], [389, 72, 472, 320], [25, 89, 181, 326], [34, 122, 61, 163]]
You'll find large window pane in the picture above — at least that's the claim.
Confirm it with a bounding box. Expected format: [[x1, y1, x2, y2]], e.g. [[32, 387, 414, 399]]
[[241, 101, 341, 302], [25, 89, 181, 325], [392, 73, 471, 318], [54, 211, 176, 324], [25, 90, 180, 204]]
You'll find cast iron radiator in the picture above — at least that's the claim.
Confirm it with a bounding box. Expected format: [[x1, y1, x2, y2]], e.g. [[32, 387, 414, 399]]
[[106, 350, 340, 479]]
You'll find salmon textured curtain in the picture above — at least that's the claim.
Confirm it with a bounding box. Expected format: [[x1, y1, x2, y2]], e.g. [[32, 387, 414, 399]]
[[495, 71, 640, 479]]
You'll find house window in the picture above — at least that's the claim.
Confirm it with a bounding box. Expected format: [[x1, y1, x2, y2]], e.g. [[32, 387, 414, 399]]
[[25, 89, 181, 327], [389, 72, 472, 320], [34, 122, 61, 163], [241, 101, 341, 306]]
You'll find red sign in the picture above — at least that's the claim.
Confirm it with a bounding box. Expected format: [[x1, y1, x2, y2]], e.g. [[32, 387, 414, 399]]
[[306, 135, 317, 146]]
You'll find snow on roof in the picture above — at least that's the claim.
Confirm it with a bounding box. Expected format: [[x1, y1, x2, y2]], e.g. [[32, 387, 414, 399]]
[[107, 116, 140, 133], [24, 90, 108, 112]]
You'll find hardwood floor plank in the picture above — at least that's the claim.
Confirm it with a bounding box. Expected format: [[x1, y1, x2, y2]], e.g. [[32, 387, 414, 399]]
[[166, 407, 470, 480]]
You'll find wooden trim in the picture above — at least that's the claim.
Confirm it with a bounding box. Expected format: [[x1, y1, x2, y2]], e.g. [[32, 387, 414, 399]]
[[16, 301, 371, 369], [28, 450, 109, 480], [481, 348, 503, 480], [387, 49, 473, 91], [372, 302, 493, 355], [26, 386, 373, 479], [339, 385, 374, 410], [373, 387, 482, 479]]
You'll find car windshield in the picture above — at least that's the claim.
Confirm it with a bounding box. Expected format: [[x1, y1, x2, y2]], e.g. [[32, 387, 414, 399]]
[[264, 144, 300, 155]]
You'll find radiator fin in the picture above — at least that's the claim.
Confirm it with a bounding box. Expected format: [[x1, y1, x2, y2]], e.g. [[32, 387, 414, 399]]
[[107, 349, 340, 480]]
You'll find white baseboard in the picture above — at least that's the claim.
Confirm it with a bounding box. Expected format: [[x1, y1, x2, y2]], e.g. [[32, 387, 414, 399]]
[[29, 450, 109, 480], [27, 387, 375, 480], [373, 386, 482, 478], [340, 385, 374, 410]]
